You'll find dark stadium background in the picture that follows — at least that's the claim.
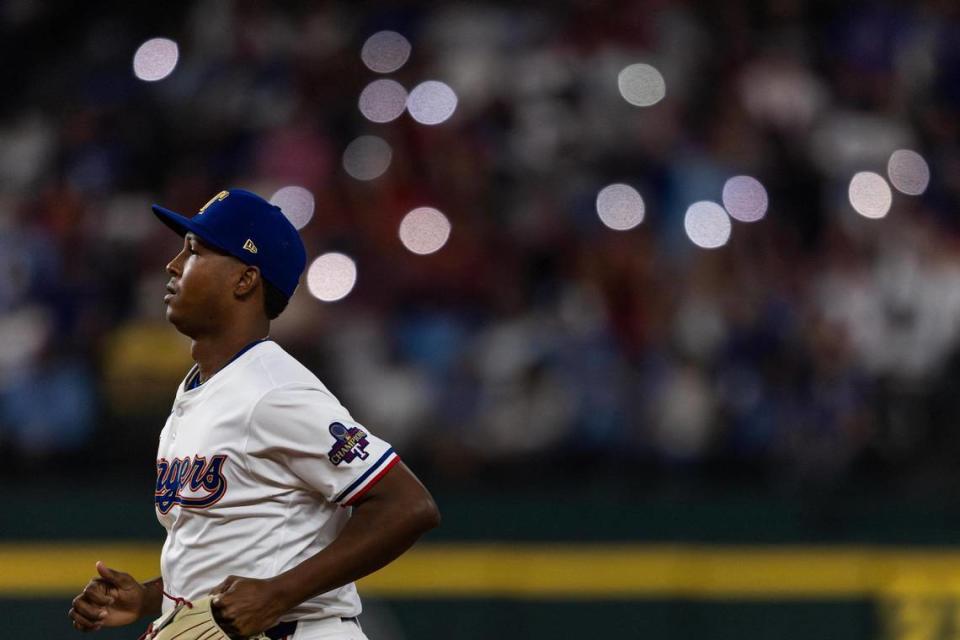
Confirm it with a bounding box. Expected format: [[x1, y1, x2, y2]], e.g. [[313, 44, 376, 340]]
[[2, 1, 960, 638]]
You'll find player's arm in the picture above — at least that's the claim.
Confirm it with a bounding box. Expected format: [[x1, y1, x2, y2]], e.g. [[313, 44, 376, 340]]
[[69, 562, 164, 632], [210, 461, 439, 636], [275, 460, 440, 600]]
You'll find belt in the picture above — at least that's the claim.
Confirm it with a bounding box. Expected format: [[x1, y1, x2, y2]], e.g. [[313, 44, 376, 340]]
[[264, 620, 297, 639], [264, 617, 359, 639]]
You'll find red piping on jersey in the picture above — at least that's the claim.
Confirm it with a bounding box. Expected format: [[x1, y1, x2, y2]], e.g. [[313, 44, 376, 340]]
[[343, 455, 400, 507]]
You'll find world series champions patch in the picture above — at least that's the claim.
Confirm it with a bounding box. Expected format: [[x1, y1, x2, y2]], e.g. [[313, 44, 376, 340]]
[[327, 422, 370, 465]]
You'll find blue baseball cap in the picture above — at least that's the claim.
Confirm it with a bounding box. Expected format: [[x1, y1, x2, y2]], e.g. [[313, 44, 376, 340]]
[[151, 188, 307, 299]]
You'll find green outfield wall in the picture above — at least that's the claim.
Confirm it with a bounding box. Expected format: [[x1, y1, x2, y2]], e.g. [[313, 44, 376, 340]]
[[4, 481, 959, 639]]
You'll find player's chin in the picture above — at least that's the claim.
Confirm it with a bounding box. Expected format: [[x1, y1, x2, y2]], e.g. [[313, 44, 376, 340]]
[[164, 301, 185, 328]]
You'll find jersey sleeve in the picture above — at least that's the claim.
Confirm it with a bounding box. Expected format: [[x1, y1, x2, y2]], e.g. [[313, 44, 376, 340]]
[[246, 385, 400, 506]]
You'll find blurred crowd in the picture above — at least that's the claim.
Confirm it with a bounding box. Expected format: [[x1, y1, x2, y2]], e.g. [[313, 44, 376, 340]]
[[2, 0, 960, 489]]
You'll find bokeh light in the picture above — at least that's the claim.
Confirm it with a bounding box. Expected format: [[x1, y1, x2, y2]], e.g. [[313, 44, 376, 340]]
[[342, 135, 392, 181], [595, 184, 645, 230], [361, 31, 411, 74], [617, 63, 666, 107], [132, 38, 179, 82], [684, 201, 732, 249], [722, 176, 769, 222], [399, 207, 452, 255], [406, 81, 458, 125], [358, 79, 408, 123], [887, 149, 930, 196], [307, 253, 357, 302], [848, 171, 892, 219], [270, 186, 315, 230]]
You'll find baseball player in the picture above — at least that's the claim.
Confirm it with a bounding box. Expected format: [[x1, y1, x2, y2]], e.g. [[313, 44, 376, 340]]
[[68, 189, 440, 639]]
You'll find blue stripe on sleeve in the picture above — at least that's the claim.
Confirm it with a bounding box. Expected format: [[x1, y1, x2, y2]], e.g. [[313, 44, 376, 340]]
[[333, 448, 395, 503]]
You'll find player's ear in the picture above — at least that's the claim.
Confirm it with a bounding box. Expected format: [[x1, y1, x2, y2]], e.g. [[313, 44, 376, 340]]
[[234, 265, 261, 299]]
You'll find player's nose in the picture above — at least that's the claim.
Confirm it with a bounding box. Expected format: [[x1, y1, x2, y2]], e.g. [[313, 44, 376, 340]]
[[165, 252, 182, 277]]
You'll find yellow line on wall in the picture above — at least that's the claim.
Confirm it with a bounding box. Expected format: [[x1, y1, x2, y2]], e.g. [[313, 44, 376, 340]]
[[4, 543, 960, 599]]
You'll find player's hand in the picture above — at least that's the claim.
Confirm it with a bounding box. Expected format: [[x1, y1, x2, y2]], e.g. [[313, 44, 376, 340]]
[[68, 561, 145, 632], [209, 575, 289, 637]]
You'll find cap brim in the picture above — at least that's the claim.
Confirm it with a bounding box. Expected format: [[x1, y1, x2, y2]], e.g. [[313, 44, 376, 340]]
[[151, 205, 193, 236], [151, 205, 233, 256]]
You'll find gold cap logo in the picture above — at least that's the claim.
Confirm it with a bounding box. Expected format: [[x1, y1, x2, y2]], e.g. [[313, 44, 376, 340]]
[[242, 239, 258, 254], [198, 190, 229, 214]]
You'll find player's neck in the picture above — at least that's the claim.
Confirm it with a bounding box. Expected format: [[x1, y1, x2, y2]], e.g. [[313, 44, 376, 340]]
[[191, 323, 270, 384]]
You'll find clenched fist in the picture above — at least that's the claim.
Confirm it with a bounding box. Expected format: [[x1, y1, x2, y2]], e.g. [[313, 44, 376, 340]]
[[69, 562, 148, 632], [209, 575, 290, 637]]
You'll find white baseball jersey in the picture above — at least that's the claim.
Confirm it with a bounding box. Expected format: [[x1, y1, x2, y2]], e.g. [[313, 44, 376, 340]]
[[155, 339, 399, 621]]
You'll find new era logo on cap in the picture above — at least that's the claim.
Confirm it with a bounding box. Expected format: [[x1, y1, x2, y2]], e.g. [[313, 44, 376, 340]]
[[150, 188, 307, 299]]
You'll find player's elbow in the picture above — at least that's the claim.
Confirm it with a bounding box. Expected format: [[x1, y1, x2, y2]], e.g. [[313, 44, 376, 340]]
[[410, 493, 441, 534]]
